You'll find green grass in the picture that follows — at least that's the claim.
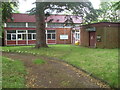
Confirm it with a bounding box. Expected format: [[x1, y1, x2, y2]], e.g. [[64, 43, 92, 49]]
[[33, 59, 46, 64], [2, 45, 118, 87], [2, 56, 26, 88]]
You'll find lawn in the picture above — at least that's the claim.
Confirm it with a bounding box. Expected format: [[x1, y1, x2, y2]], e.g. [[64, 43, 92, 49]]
[[33, 59, 46, 64], [2, 45, 118, 88], [2, 56, 26, 88]]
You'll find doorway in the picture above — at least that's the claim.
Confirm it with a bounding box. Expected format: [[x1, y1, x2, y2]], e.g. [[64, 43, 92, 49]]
[[89, 31, 96, 47]]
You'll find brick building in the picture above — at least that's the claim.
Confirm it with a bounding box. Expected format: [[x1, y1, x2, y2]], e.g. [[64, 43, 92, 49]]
[[80, 22, 120, 48], [4, 13, 82, 46]]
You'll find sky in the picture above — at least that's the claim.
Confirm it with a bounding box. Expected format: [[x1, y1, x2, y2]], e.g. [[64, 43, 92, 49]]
[[18, 0, 100, 13]]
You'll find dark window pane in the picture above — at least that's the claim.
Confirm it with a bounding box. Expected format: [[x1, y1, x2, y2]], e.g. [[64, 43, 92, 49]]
[[22, 34, 26, 40], [33, 34, 36, 39], [18, 30, 26, 33], [78, 34, 80, 39], [28, 30, 36, 33], [18, 34, 22, 40], [7, 34, 11, 40], [47, 30, 55, 33], [47, 34, 51, 39], [12, 34, 16, 40], [28, 34, 32, 40], [7, 30, 16, 33], [52, 34, 55, 39], [76, 33, 77, 38]]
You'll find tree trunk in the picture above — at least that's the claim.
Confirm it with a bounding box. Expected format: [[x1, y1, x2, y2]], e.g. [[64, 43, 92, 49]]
[[35, 2, 48, 48]]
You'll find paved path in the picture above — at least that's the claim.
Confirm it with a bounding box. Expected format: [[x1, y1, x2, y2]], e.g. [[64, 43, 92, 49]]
[[2, 52, 110, 88]]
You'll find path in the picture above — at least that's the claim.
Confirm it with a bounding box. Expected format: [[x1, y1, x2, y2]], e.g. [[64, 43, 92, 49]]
[[2, 52, 110, 88]]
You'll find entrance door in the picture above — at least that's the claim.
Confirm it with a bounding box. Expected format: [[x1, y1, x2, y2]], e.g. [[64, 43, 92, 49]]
[[72, 30, 80, 44], [89, 32, 96, 47]]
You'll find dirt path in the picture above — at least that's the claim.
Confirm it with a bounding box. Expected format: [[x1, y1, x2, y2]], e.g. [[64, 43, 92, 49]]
[[2, 52, 110, 88]]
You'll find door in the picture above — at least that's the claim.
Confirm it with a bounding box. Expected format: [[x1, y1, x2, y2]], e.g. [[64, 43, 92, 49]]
[[89, 32, 96, 47], [72, 30, 80, 44]]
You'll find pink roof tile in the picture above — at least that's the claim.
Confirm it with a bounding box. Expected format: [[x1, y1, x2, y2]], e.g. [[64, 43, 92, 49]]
[[7, 13, 82, 23]]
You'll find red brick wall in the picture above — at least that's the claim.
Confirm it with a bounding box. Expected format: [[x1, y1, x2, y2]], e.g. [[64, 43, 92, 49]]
[[80, 27, 89, 47], [96, 26, 118, 48], [56, 28, 71, 44], [81, 25, 119, 48]]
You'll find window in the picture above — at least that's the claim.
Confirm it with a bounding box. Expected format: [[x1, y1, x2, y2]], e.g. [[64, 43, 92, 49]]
[[75, 33, 80, 39], [28, 30, 36, 33], [18, 30, 26, 33], [7, 30, 16, 33], [28, 30, 36, 40], [52, 34, 55, 39], [7, 22, 26, 27], [46, 30, 56, 40], [33, 34, 36, 40], [22, 34, 26, 40], [28, 23, 36, 28], [28, 34, 32, 40], [78, 34, 80, 39], [47, 30, 55, 33], [18, 34, 22, 40], [11, 34, 16, 40], [7, 34, 16, 40], [6, 30, 36, 41], [47, 34, 51, 39], [7, 34, 11, 40]]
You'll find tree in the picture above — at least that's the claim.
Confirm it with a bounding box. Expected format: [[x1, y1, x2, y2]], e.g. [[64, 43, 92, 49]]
[[97, 2, 119, 22], [0, 1, 18, 46], [113, 1, 120, 10], [1, 2, 18, 22], [29, 2, 97, 48]]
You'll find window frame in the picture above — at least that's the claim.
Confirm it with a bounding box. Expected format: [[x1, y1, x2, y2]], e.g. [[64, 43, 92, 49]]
[[46, 30, 56, 40]]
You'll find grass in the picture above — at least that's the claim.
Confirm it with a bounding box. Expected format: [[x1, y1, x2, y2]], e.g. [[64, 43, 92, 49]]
[[2, 56, 26, 88], [60, 81, 70, 87], [2, 45, 118, 88], [33, 59, 46, 64]]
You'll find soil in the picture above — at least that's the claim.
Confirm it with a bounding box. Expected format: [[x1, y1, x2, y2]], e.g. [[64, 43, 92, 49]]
[[2, 52, 110, 88]]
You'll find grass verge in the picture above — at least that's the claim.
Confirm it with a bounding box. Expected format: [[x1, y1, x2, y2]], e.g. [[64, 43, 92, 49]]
[[2, 56, 26, 88], [33, 59, 46, 64]]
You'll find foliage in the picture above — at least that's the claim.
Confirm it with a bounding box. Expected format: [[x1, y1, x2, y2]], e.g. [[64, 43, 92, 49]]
[[0, 1, 18, 45], [2, 56, 26, 88], [2, 45, 118, 88], [28, 2, 98, 48], [1, 1, 18, 22], [29, 2, 98, 24], [33, 59, 46, 64], [97, 2, 119, 22], [113, 1, 120, 10]]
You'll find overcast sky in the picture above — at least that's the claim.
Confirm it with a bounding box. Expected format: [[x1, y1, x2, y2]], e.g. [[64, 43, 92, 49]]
[[18, 0, 100, 13]]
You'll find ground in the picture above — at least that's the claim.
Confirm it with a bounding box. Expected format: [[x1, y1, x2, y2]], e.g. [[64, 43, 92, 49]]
[[2, 52, 110, 88]]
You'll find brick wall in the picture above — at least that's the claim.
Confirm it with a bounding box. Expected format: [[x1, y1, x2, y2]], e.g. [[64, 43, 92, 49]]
[[80, 27, 89, 47], [56, 28, 71, 44]]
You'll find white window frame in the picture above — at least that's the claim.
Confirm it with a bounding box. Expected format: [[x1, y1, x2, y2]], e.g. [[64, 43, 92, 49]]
[[11, 34, 16, 40], [16, 30, 27, 40], [7, 30, 16, 40], [75, 30, 80, 41], [32, 33, 36, 40], [46, 30, 56, 40], [7, 34, 12, 40]]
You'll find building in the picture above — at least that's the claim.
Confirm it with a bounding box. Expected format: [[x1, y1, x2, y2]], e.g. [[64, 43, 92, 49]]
[[80, 22, 120, 48], [4, 13, 82, 46]]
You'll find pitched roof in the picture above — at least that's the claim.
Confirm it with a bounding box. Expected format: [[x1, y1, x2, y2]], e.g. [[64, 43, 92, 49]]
[[7, 13, 82, 23]]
